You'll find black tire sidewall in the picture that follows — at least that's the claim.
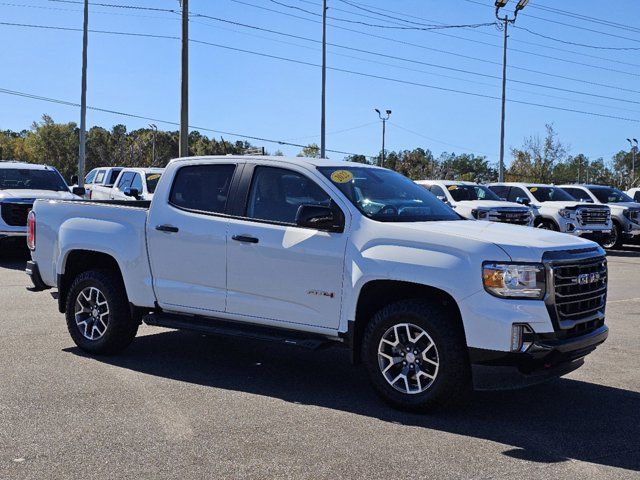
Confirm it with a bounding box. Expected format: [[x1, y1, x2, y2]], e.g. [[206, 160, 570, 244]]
[[65, 269, 137, 354], [362, 300, 471, 412]]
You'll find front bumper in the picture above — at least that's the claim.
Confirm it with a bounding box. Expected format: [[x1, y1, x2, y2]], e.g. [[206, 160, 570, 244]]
[[469, 324, 608, 374]]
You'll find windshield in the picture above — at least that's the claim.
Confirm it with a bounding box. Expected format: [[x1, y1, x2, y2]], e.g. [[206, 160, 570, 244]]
[[318, 167, 461, 222], [528, 186, 574, 202], [588, 187, 633, 203], [0, 168, 68, 191], [145, 173, 162, 194], [448, 184, 501, 202]]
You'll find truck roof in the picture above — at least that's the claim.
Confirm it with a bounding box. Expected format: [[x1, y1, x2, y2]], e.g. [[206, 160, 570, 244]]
[[416, 179, 476, 186], [170, 155, 381, 169], [0, 160, 54, 170]]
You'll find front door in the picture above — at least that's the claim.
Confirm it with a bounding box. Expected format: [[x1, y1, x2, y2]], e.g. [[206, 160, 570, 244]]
[[147, 163, 238, 314], [226, 165, 348, 330]]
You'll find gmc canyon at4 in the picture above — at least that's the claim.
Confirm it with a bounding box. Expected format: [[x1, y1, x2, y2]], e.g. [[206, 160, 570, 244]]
[[26, 156, 609, 411]]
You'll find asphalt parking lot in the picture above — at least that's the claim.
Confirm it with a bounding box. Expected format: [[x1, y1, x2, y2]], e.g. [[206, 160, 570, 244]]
[[0, 242, 638, 480]]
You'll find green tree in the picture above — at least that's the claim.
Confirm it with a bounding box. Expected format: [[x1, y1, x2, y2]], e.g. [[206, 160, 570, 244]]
[[297, 143, 321, 158]]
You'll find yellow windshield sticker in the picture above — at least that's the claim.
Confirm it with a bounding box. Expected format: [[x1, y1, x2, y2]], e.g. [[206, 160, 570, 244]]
[[147, 174, 161, 181], [529, 187, 538, 192], [448, 185, 458, 191], [330, 170, 353, 184]]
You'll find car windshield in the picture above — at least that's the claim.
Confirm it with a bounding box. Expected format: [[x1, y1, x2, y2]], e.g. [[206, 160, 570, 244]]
[[447, 184, 501, 202], [145, 173, 162, 194], [528, 186, 574, 202], [318, 166, 461, 222], [0, 168, 68, 191], [588, 187, 633, 203]]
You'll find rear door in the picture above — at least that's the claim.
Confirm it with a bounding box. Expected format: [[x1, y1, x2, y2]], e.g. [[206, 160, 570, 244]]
[[146, 162, 240, 314], [225, 164, 348, 330]]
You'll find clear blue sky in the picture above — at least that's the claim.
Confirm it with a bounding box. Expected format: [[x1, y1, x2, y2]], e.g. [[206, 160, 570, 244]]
[[1, 0, 639, 165]]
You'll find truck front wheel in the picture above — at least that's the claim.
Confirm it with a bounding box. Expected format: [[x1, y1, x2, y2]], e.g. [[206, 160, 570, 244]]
[[65, 269, 138, 354], [362, 299, 471, 412]]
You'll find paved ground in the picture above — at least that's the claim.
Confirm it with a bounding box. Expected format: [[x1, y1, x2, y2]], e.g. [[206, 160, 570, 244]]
[[0, 241, 638, 479]]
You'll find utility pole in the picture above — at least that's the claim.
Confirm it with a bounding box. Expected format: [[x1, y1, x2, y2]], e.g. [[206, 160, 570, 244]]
[[179, 0, 189, 158], [149, 124, 157, 166], [375, 109, 391, 168], [78, 0, 89, 187], [628, 138, 638, 185], [320, 0, 327, 159], [495, 0, 529, 182]]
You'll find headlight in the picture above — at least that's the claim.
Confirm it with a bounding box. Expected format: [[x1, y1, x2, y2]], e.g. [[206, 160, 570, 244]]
[[472, 209, 488, 219], [482, 263, 546, 299], [559, 209, 572, 219], [623, 209, 630, 220]]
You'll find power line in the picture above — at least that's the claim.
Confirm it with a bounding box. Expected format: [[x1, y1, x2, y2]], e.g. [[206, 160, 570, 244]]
[[267, 0, 496, 31], [2, 20, 639, 125], [388, 122, 493, 156], [514, 25, 640, 52], [296, 0, 640, 69], [229, 0, 640, 95], [0, 87, 375, 158], [528, 2, 640, 35]]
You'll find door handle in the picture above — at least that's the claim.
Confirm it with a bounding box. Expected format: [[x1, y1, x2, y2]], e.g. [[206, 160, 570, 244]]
[[156, 224, 179, 233], [232, 234, 259, 244]]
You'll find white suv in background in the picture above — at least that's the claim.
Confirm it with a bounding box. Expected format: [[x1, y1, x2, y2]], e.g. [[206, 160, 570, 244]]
[[561, 184, 640, 249], [416, 180, 533, 226], [83, 167, 123, 200], [488, 183, 612, 243], [110, 168, 164, 201], [0, 161, 79, 242]]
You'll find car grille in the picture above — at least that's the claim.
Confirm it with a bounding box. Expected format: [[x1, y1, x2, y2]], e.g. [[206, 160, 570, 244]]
[[489, 208, 531, 225], [550, 255, 607, 330], [577, 207, 610, 226], [1, 201, 33, 227]]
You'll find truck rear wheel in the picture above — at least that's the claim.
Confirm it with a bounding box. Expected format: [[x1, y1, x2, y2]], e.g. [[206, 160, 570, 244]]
[[65, 269, 138, 354], [362, 299, 471, 412]]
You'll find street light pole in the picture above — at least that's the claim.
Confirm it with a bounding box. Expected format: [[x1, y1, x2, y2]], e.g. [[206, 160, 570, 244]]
[[628, 138, 638, 185], [78, 0, 89, 188], [375, 109, 391, 168], [179, 0, 189, 158], [320, 0, 327, 159], [495, 0, 529, 182], [149, 124, 157, 166]]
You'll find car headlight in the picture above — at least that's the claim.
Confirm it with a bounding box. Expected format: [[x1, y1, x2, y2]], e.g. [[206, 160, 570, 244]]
[[559, 209, 573, 219], [482, 263, 546, 299], [471, 209, 489, 219]]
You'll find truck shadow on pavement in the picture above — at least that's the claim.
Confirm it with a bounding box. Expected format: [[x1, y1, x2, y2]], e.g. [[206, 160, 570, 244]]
[[607, 244, 640, 258], [0, 242, 30, 271], [65, 330, 640, 472]]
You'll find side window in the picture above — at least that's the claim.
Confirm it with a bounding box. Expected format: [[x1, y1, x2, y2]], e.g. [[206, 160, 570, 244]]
[[489, 185, 508, 199], [169, 164, 236, 214], [634, 191, 640, 202], [564, 188, 589, 202], [117, 172, 134, 191], [507, 187, 528, 203], [106, 169, 122, 186], [130, 174, 143, 192], [94, 170, 106, 185], [85, 169, 97, 185], [246, 166, 331, 224], [430, 185, 446, 198]]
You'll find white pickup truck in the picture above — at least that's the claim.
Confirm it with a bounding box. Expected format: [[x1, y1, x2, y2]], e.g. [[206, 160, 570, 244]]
[[26, 156, 609, 411], [416, 180, 533, 226]]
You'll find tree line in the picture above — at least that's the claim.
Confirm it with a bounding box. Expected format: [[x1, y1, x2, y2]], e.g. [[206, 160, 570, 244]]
[[1, 116, 637, 189]]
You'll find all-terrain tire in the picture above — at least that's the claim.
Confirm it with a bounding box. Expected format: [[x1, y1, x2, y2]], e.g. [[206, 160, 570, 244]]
[[362, 299, 472, 412], [65, 269, 138, 354]]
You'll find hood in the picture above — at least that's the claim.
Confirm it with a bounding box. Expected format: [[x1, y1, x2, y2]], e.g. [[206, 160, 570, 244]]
[[386, 220, 595, 263], [0, 189, 77, 201], [606, 202, 640, 212], [455, 200, 528, 210], [535, 201, 585, 209]]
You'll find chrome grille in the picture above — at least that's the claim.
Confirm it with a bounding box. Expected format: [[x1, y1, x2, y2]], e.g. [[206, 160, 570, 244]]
[[577, 207, 610, 226], [552, 257, 607, 328], [489, 209, 531, 225], [1, 201, 33, 227]]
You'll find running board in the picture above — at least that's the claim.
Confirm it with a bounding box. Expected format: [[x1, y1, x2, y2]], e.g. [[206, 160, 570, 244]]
[[143, 312, 335, 350]]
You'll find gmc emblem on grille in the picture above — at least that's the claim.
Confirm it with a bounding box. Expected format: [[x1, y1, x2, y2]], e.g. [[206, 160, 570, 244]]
[[576, 272, 600, 285]]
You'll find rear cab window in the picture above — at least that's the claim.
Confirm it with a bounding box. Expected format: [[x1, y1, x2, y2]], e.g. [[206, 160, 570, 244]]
[[169, 164, 236, 214]]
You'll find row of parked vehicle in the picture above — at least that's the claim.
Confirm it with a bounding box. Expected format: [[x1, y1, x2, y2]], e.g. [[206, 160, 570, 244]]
[[20, 155, 630, 411], [79, 166, 164, 201], [416, 180, 640, 249]]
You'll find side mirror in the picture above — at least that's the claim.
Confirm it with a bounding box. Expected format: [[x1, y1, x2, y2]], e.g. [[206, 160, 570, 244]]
[[296, 204, 343, 232], [436, 195, 447, 202], [72, 186, 86, 197], [70, 175, 79, 186], [515, 196, 530, 206], [124, 187, 140, 199]]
